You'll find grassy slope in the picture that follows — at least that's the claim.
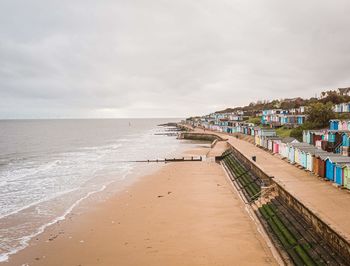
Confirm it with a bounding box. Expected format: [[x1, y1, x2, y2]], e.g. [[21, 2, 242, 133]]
[[275, 127, 292, 138]]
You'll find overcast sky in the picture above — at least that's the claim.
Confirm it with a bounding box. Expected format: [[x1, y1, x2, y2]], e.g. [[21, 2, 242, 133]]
[[1, 1, 350, 118]]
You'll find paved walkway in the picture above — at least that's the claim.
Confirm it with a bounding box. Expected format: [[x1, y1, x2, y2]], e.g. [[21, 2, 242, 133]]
[[193, 127, 350, 240]]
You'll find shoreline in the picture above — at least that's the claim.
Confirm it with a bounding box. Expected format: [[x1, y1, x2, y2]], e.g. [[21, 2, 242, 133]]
[[0, 134, 201, 263], [0, 159, 162, 264], [3, 143, 278, 265]]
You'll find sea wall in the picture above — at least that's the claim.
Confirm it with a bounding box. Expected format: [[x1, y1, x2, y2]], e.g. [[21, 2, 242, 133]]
[[228, 143, 350, 261], [178, 128, 350, 260], [178, 132, 226, 142], [274, 184, 350, 261], [229, 144, 273, 186]]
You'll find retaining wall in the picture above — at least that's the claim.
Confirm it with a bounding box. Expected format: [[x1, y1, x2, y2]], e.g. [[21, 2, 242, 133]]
[[179, 132, 226, 142], [229, 144, 350, 262], [178, 129, 350, 260]]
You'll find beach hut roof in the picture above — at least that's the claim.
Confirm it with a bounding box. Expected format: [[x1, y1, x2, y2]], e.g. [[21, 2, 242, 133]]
[[289, 142, 313, 148], [281, 137, 298, 144], [266, 136, 282, 140], [341, 164, 350, 168], [318, 154, 342, 160], [335, 161, 350, 167], [303, 149, 328, 157], [324, 156, 350, 163], [297, 146, 319, 152], [306, 149, 328, 156]]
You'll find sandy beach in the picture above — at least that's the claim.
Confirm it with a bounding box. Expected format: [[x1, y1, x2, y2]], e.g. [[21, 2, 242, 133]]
[[4, 144, 277, 266]]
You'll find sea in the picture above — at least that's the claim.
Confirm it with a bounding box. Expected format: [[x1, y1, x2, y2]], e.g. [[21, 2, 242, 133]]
[[0, 118, 196, 262]]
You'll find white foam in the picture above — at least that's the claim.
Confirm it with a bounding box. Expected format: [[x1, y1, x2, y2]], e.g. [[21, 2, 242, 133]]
[[0, 125, 183, 262], [0, 183, 109, 262]]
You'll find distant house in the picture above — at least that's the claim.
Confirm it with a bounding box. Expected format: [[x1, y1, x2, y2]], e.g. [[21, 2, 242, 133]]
[[261, 107, 306, 127], [337, 87, 350, 96], [333, 102, 350, 113]]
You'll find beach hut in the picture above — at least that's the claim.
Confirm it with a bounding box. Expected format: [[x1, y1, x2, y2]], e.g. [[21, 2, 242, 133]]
[[306, 149, 328, 172], [341, 120, 348, 130], [287, 142, 311, 164], [342, 132, 350, 147], [329, 120, 340, 130], [299, 148, 308, 168], [304, 149, 313, 171], [312, 155, 318, 175], [327, 131, 336, 144], [312, 132, 324, 146], [298, 147, 317, 169], [315, 154, 328, 178], [260, 128, 277, 137], [325, 157, 336, 181], [279, 137, 297, 158], [335, 164, 344, 186], [295, 145, 318, 168], [272, 139, 280, 153], [303, 130, 309, 143], [343, 164, 350, 189], [324, 156, 350, 182], [303, 130, 326, 145], [267, 137, 281, 152], [294, 146, 302, 165], [288, 144, 295, 163]]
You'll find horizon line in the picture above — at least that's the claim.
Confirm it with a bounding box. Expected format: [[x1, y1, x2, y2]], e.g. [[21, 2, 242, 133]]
[[0, 117, 185, 120]]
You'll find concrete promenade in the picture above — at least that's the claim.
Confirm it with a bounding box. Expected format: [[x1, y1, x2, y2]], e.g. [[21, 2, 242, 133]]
[[191, 127, 350, 241]]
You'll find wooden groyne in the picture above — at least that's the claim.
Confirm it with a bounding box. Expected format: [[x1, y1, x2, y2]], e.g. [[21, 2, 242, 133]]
[[118, 157, 202, 163]]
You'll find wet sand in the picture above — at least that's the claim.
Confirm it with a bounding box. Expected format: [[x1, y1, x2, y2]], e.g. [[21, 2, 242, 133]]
[[4, 146, 277, 266]]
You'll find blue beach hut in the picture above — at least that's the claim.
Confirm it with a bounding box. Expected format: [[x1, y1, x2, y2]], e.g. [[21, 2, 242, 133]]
[[329, 120, 340, 131], [335, 164, 343, 186], [325, 158, 335, 181], [325, 156, 350, 182]]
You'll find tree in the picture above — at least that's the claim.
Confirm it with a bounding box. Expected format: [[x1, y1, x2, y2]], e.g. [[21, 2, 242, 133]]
[[306, 102, 335, 128], [247, 117, 261, 125]]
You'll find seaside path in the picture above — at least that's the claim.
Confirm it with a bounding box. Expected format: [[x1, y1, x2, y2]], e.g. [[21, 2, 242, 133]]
[[193, 127, 350, 241]]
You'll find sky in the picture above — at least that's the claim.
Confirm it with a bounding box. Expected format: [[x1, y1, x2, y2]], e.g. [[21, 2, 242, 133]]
[[1, 0, 350, 118]]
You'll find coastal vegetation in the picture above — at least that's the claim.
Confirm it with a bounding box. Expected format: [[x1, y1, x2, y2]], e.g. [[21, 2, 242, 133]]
[[275, 127, 293, 138], [216, 88, 350, 115], [246, 116, 261, 125]]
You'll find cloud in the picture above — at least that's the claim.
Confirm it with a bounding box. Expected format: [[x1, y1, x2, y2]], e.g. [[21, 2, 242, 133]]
[[1, 0, 350, 118]]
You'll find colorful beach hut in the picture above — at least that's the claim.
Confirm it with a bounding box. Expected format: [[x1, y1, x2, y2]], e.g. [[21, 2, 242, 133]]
[[278, 137, 298, 158], [324, 156, 350, 182], [315, 154, 328, 178], [305, 149, 328, 172], [287, 143, 313, 164], [343, 164, 350, 189]]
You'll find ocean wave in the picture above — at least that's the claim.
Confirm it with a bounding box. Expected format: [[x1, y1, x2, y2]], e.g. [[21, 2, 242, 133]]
[[0, 124, 182, 262], [0, 183, 110, 263], [0, 188, 78, 220]]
